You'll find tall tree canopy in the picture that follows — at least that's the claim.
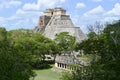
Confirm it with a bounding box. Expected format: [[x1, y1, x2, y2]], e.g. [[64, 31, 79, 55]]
[[55, 32, 76, 54], [0, 28, 35, 80]]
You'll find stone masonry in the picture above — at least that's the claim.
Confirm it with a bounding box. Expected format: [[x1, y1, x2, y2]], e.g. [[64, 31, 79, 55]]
[[34, 7, 87, 42]]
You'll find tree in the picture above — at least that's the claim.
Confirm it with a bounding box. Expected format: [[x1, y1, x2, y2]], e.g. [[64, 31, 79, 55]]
[[81, 21, 120, 80], [55, 32, 76, 55], [60, 20, 120, 80], [87, 21, 103, 35], [46, 42, 60, 61], [0, 27, 7, 46], [32, 33, 55, 60], [13, 37, 37, 65], [87, 32, 97, 38], [0, 28, 35, 80], [32, 33, 60, 68]]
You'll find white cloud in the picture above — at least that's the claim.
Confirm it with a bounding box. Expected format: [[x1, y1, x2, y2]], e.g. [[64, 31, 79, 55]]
[[76, 2, 86, 9], [11, 7, 43, 29], [0, 14, 39, 30], [80, 3, 120, 31], [0, 15, 21, 24], [0, 7, 42, 30], [5, 19, 33, 30], [16, 9, 25, 14], [0, 0, 22, 9], [60, 0, 66, 3], [32, 18, 39, 24], [37, 0, 57, 8], [0, 0, 68, 30], [16, 9, 42, 16], [84, 5, 105, 17], [92, 0, 102, 2], [105, 3, 120, 16], [103, 17, 119, 22], [23, 3, 40, 10], [23, 0, 66, 11], [6, 16, 20, 21], [0, 17, 5, 22], [9, 1, 22, 6]]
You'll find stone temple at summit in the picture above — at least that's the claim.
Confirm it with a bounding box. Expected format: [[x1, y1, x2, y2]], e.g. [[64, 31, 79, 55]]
[[34, 7, 87, 42]]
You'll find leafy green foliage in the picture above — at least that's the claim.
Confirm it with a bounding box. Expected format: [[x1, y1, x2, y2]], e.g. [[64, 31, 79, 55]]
[[0, 28, 60, 79], [60, 69, 84, 80], [60, 20, 120, 80], [0, 28, 35, 80], [80, 20, 120, 80], [55, 32, 76, 54], [87, 32, 97, 38]]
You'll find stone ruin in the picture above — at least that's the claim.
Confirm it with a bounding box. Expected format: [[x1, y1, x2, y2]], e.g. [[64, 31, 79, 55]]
[[55, 55, 87, 69], [34, 7, 87, 42], [34, 7, 88, 69]]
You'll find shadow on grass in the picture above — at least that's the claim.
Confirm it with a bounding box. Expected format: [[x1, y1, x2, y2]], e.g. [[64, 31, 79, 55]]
[[32, 60, 54, 70]]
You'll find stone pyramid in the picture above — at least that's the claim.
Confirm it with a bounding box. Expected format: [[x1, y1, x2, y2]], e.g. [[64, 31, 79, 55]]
[[34, 8, 87, 42]]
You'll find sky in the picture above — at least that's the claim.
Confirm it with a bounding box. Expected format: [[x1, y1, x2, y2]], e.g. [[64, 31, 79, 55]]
[[0, 0, 120, 33]]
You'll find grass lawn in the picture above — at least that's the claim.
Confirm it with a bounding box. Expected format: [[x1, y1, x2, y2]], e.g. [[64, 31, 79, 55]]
[[33, 68, 61, 80]]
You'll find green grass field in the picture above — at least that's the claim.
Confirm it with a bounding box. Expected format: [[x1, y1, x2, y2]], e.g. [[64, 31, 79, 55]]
[[34, 68, 61, 80]]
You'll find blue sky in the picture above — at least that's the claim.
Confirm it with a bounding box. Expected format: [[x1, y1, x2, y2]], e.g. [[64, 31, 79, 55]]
[[0, 0, 120, 33]]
